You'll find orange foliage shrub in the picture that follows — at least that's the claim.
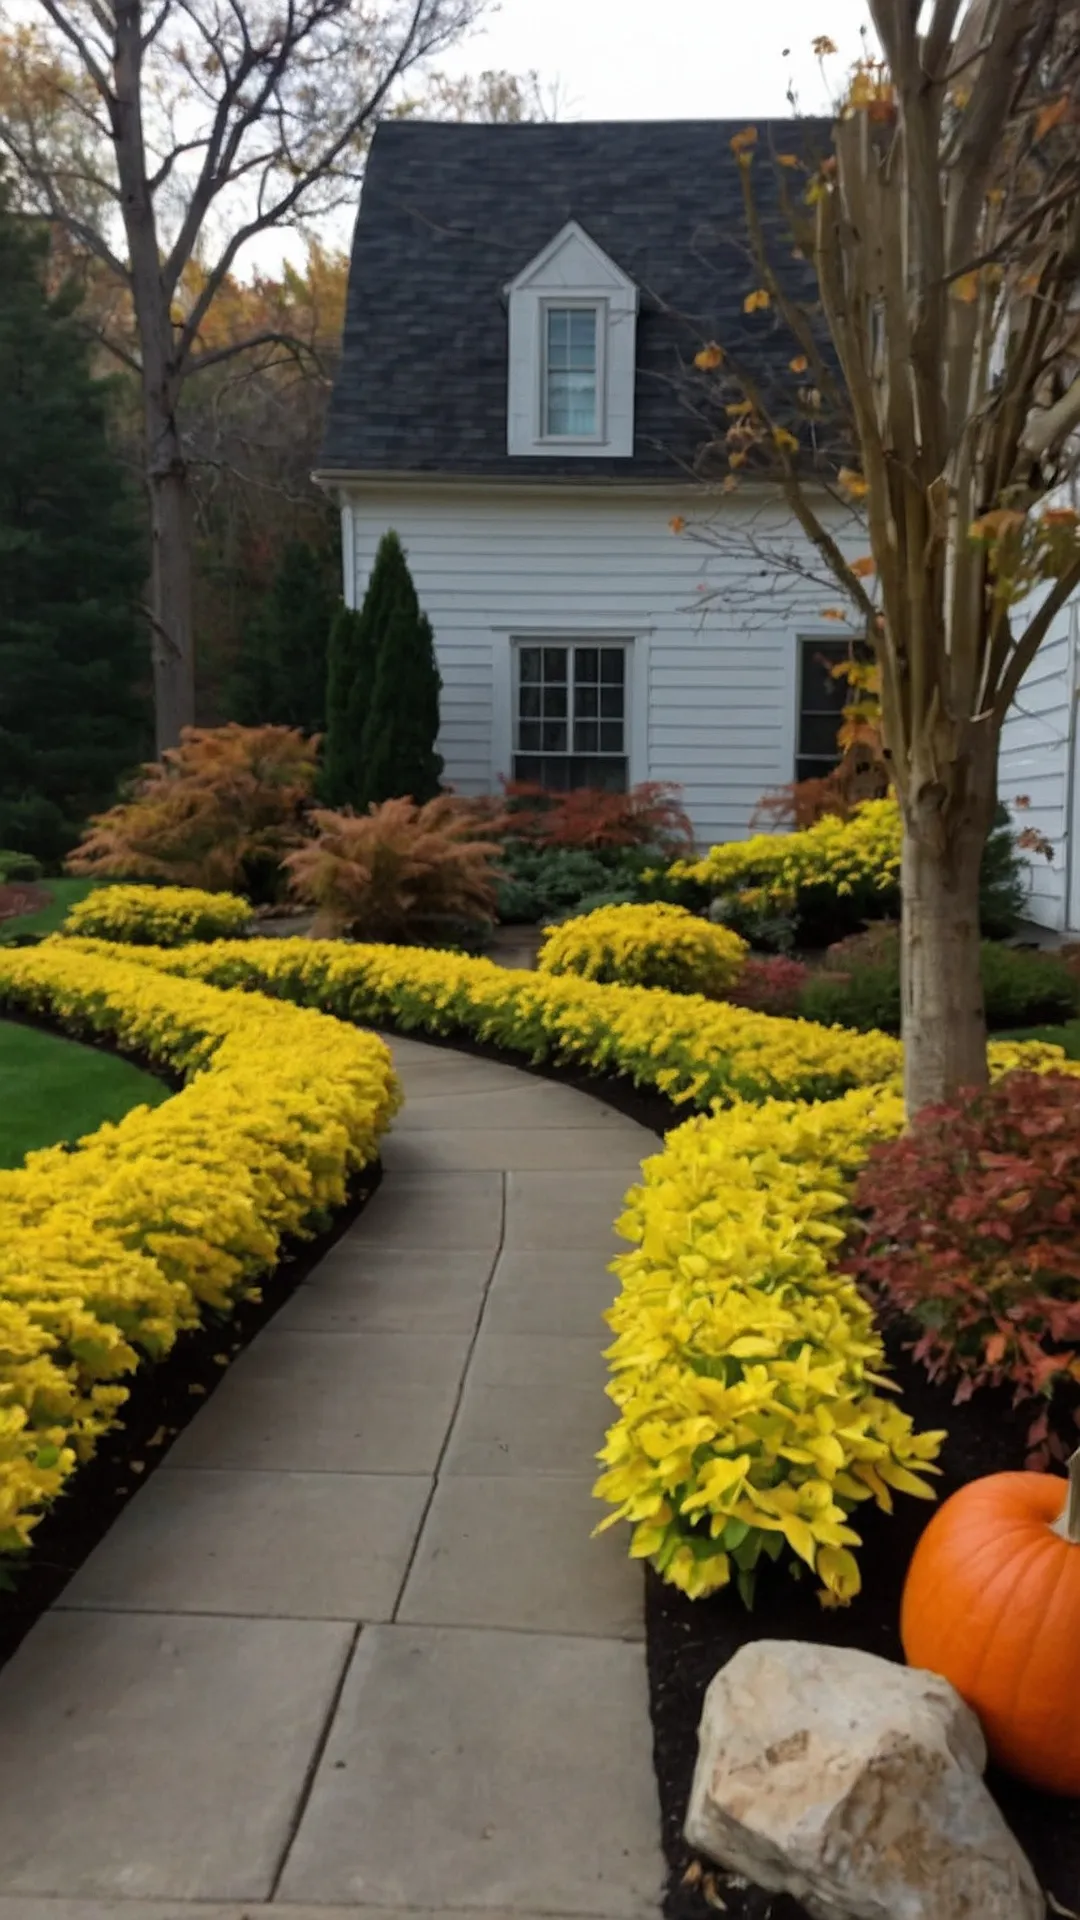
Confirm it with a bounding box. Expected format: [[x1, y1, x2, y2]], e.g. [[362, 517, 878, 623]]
[[68, 725, 318, 900], [472, 780, 694, 852], [285, 797, 502, 941]]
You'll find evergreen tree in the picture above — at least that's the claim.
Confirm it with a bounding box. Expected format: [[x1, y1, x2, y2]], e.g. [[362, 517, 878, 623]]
[[321, 601, 375, 806], [359, 532, 443, 805], [227, 538, 336, 734], [0, 183, 147, 862]]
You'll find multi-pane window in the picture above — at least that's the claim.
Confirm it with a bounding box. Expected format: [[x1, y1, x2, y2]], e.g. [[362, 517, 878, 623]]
[[544, 307, 599, 437], [796, 637, 855, 782], [514, 642, 628, 790]]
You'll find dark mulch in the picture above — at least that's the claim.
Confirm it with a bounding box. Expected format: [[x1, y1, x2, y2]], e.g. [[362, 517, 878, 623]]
[[0, 882, 49, 923]]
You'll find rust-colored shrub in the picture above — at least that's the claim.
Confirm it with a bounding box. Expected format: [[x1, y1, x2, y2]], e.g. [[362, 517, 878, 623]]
[[68, 725, 318, 901], [476, 780, 693, 853], [724, 953, 810, 1016], [285, 797, 502, 941], [846, 1072, 1080, 1465]]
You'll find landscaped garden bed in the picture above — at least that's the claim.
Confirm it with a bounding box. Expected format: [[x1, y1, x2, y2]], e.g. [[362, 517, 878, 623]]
[[0, 941, 398, 1609]]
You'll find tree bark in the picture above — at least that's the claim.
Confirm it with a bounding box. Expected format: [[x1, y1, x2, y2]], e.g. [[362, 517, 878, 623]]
[[901, 789, 994, 1114], [145, 403, 196, 754]]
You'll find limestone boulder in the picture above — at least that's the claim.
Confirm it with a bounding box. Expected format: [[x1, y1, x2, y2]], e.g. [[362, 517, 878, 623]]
[[684, 1638, 1043, 1920]]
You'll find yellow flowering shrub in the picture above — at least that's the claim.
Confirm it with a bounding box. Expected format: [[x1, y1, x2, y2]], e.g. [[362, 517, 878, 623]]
[[61, 884, 253, 946], [538, 902, 748, 997], [671, 796, 902, 906], [66, 935, 909, 1104], [594, 1085, 945, 1605], [0, 943, 398, 1559]]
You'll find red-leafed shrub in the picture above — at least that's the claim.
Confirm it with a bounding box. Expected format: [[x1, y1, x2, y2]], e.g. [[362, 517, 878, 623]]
[[725, 954, 810, 1016], [479, 780, 694, 853], [846, 1072, 1080, 1465]]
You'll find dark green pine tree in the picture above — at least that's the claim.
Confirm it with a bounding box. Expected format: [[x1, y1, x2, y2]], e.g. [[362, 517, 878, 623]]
[[228, 538, 337, 734], [359, 532, 443, 805], [0, 184, 147, 863]]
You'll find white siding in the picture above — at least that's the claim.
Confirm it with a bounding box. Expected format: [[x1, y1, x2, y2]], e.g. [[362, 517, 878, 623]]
[[999, 599, 1077, 931], [343, 483, 860, 843]]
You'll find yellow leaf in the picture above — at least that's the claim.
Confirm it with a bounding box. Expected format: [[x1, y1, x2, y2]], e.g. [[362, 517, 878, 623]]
[[721, 474, 739, 494], [952, 271, 982, 304], [777, 153, 802, 169], [772, 426, 799, 453], [694, 342, 724, 370], [728, 450, 748, 469], [726, 399, 755, 417], [779, 1513, 817, 1567], [669, 516, 686, 534], [789, 354, 808, 373], [820, 608, 848, 622], [730, 125, 758, 154], [1035, 94, 1069, 141], [743, 288, 771, 314], [838, 467, 869, 499], [816, 1545, 861, 1603], [849, 554, 876, 579], [969, 507, 1026, 541]]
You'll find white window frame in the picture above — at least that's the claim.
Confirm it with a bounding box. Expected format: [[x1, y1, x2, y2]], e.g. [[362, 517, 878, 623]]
[[539, 299, 607, 445], [505, 221, 638, 459], [499, 629, 634, 787]]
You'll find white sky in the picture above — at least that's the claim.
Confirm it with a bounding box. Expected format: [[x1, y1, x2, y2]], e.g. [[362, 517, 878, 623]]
[[436, 0, 876, 122]]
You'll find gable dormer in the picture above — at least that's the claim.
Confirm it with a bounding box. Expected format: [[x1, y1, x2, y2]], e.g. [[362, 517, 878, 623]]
[[504, 221, 639, 459]]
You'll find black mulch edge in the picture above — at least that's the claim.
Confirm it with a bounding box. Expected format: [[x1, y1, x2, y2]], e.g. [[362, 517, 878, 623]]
[[366, 1017, 1079, 1918], [2, 1004, 1076, 1911]]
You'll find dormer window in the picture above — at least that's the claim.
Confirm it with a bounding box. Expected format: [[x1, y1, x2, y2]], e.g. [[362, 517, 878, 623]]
[[544, 306, 601, 438], [505, 222, 637, 458]]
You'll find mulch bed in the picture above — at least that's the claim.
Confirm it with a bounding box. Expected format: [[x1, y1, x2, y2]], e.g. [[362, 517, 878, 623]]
[[0, 882, 49, 923]]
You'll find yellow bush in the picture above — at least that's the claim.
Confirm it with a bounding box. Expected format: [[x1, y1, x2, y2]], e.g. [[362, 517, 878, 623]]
[[64, 934, 909, 1104], [62, 884, 252, 946], [594, 1085, 944, 1604], [671, 796, 902, 906], [0, 943, 398, 1558], [538, 902, 748, 996]]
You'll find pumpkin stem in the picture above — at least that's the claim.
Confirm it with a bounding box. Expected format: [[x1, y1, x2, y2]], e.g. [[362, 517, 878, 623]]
[[1053, 1446, 1080, 1545]]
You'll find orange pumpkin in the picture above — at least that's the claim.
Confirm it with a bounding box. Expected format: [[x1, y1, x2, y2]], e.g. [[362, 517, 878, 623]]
[[901, 1447, 1080, 1796]]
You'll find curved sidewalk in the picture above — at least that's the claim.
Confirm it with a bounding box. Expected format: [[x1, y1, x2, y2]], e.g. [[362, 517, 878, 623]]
[[0, 1036, 664, 1920]]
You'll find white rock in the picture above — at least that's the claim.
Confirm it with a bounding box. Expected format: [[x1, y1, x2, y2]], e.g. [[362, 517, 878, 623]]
[[684, 1638, 1043, 1920]]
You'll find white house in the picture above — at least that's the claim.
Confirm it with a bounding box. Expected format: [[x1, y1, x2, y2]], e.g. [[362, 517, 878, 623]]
[[318, 119, 1080, 926]]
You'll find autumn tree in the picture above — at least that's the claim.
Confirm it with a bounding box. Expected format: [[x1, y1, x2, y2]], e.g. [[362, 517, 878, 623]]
[[0, 0, 485, 754], [687, 6, 1080, 1111]]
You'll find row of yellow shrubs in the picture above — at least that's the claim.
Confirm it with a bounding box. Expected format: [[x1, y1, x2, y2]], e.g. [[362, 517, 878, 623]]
[[55, 929, 1067, 1606], [63, 884, 253, 946], [0, 942, 398, 1557]]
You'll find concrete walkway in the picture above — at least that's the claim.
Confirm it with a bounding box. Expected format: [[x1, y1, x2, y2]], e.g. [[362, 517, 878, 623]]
[[0, 1037, 663, 1920]]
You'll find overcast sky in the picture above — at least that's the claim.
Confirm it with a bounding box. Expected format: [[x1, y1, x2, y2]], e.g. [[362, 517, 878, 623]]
[[437, 0, 877, 121]]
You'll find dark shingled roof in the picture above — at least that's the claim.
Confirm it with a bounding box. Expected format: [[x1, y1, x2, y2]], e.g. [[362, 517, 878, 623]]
[[322, 118, 832, 482]]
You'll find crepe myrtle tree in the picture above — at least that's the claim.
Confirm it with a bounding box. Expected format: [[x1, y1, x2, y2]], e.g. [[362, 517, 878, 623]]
[[0, 0, 484, 753], [680, 4, 1080, 1112]]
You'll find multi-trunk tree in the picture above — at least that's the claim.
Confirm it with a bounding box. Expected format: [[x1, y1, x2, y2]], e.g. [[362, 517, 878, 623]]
[[687, 2, 1080, 1111]]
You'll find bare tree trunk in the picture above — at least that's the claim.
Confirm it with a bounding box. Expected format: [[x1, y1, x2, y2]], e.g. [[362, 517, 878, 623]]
[[901, 786, 994, 1114], [143, 387, 196, 753]]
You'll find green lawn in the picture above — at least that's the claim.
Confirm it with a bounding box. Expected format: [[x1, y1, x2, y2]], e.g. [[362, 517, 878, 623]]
[[0, 875, 98, 940], [0, 1017, 171, 1168]]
